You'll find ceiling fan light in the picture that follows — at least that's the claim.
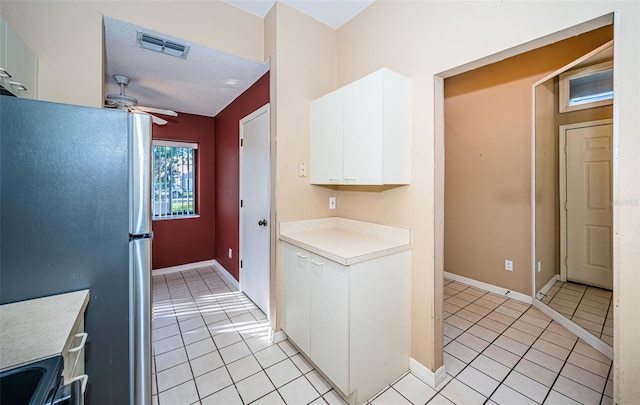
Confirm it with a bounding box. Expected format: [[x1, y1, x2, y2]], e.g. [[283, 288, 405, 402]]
[[137, 31, 190, 59]]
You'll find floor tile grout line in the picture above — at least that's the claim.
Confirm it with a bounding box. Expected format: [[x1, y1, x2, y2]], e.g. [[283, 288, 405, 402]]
[[168, 266, 330, 405], [461, 299, 551, 403], [446, 280, 612, 404], [538, 335, 580, 404], [441, 285, 534, 402]]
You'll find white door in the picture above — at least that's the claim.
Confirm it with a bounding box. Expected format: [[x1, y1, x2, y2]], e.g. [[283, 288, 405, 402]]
[[562, 120, 613, 290], [240, 104, 271, 318]]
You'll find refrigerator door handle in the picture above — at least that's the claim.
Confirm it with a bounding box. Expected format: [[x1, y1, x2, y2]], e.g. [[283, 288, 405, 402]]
[[129, 113, 153, 236], [130, 238, 152, 405]]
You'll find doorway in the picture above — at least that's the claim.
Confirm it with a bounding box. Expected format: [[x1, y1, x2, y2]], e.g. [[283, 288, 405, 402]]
[[559, 120, 613, 290], [239, 104, 271, 318]]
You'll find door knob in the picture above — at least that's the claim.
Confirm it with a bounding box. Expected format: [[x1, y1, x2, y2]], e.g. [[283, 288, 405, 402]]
[[258, 219, 268, 226]]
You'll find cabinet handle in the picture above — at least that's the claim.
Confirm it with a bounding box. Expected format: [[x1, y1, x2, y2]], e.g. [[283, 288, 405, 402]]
[[329, 178, 341, 181], [0, 67, 12, 78], [311, 259, 324, 266], [69, 332, 88, 353], [8, 81, 27, 91], [296, 252, 308, 258], [344, 177, 358, 181], [67, 374, 88, 394]]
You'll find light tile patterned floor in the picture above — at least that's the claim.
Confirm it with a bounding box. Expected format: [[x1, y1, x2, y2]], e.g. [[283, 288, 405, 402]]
[[152, 268, 613, 404], [540, 280, 613, 345]]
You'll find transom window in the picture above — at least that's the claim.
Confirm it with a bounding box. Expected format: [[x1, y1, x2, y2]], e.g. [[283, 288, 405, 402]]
[[152, 140, 197, 219], [559, 60, 613, 113]]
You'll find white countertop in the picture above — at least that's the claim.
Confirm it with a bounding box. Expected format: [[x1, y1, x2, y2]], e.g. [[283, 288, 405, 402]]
[[279, 217, 411, 265], [0, 289, 89, 371]]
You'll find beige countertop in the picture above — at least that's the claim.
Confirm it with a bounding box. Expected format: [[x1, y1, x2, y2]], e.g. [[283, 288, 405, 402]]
[[279, 217, 411, 265], [0, 289, 89, 371]]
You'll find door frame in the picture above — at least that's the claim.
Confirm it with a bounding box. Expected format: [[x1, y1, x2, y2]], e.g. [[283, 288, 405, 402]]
[[239, 103, 271, 318], [558, 118, 613, 284]]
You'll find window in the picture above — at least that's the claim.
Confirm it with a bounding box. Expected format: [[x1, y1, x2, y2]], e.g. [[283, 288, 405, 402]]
[[559, 60, 613, 113], [152, 140, 197, 219]]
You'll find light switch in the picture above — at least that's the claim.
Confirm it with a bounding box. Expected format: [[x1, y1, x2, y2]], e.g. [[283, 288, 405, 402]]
[[329, 197, 336, 209], [298, 162, 307, 177]]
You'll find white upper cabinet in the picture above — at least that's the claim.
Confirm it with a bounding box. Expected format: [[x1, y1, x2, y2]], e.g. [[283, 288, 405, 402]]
[[0, 16, 38, 99], [310, 68, 411, 185]]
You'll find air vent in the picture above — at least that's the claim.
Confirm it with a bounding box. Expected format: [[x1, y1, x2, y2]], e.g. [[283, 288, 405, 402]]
[[136, 31, 190, 59]]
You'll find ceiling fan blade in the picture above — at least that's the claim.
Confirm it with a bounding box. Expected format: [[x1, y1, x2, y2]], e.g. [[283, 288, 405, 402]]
[[135, 105, 178, 117], [149, 114, 168, 125], [130, 107, 169, 125]]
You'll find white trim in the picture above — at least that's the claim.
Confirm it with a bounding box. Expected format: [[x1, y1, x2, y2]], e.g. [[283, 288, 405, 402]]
[[536, 274, 559, 300], [269, 328, 287, 344], [212, 260, 240, 290], [532, 300, 612, 360], [152, 259, 215, 275], [444, 272, 533, 304], [153, 139, 199, 149], [409, 358, 449, 390], [151, 259, 240, 290]]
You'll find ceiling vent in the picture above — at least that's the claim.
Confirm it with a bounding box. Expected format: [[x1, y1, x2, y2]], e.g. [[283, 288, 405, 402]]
[[136, 31, 190, 59]]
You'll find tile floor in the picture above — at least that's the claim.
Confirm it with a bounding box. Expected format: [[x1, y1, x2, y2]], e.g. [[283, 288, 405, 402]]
[[151, 268, 614, 404], [539, 280, 613, 345]]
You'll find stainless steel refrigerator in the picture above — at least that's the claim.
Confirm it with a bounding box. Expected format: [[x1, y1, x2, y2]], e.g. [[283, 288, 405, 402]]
[[0, 96, 152, 404]]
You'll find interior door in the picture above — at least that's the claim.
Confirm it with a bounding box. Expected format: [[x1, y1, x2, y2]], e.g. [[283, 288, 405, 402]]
[[564, 121, 613, 290], [240, 104, 271, 318]]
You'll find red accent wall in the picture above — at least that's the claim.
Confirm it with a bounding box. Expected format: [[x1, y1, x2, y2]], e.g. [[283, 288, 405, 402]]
[[214, 72, 270, 280], [152, 113, 215, 270]]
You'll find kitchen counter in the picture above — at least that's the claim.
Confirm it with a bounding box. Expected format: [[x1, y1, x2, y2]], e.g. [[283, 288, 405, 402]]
[[0, 289, 89, 371], [279, 217, 411, 265]]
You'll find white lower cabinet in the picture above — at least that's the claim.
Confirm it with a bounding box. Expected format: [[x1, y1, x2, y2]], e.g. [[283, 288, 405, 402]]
[[280, 242, 411, 404]]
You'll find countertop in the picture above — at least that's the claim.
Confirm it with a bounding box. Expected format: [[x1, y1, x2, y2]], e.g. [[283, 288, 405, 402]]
[[279, 217, 411, 265], [0, 289, 89, 371]]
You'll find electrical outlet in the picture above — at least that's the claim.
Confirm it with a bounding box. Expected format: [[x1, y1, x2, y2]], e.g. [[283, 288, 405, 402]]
[[537, 261, 541, 273], [228, 248, 233, 259], [505, 260, 513, 271], [329, 196, 336, 209], [298, 162, 307, 177]]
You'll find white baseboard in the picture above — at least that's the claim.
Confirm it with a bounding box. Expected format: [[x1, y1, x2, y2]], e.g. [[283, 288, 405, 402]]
[[532, 300, 613, 360], [212, 260, 240, 290], [409, 358, 449, 390], [152, 259, 240, 290], [444, 272, 533, 304], [269, 328, 287, 344], [152, 259, 216, 276], [536, 274, 559, 300]]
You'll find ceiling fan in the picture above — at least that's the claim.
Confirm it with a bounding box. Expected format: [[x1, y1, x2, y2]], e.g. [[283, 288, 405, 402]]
[[105, 74, 177, 125]]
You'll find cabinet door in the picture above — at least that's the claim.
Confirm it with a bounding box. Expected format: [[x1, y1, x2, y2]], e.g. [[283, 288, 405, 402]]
[[280, 242, 311, 356], [342, 71, 384, 185], [310, 255, 349, 394], [4, 21, 36, 99], [310, 90, 343, 184]]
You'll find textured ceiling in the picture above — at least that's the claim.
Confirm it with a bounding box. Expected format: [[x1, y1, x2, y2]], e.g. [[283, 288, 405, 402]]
[[103, 17, 270, 118], [103, 1, 373, 119]]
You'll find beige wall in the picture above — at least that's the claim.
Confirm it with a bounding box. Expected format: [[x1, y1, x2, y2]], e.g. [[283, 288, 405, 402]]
[[0, 1, 264, 107], [266, 2, 339, 329], [335, 2, 639, 401], [535, 78, 560, 293], [444, 27, 612, 296]]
